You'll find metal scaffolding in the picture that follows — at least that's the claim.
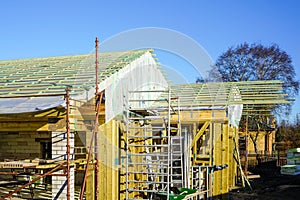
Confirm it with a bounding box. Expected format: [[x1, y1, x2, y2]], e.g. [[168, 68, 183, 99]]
[[0, 88, 73, 200], [123, 89, 184, 199]]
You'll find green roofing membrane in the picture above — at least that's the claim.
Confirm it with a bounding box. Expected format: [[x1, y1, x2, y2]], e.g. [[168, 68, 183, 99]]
[[0, 49, 151, 114], [0, 49, 149, 97]]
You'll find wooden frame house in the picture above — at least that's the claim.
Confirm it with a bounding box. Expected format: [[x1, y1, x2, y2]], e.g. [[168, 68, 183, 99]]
[[0, 48, 290, 200]]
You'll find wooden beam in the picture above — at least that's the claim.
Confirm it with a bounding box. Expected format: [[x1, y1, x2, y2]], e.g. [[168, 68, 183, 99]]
[[192, 121, 210, 166]]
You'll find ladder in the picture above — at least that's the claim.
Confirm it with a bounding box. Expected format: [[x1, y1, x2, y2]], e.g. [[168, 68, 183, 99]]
[[124, 89, 184, 200], [170, 135, 184, 187]]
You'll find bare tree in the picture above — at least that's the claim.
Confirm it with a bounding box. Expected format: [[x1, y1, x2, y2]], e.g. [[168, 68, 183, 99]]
[[210, 43, 299, 164]]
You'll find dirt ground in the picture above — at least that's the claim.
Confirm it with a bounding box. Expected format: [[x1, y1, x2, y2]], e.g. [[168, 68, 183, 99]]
[[229, 174, 300, 200]]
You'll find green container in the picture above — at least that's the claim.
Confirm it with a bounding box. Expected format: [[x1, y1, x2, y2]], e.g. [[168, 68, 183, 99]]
[[155, 193, 186, 200], [155, 187, 197, 200], [177, 187, 197, 195]]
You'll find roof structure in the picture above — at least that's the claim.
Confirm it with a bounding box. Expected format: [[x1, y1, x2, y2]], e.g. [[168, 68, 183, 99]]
[[0, 49, 162, 115], [0, 49, 150, 97], [0, 49, 291, 117], [158, 80, 291, 115]]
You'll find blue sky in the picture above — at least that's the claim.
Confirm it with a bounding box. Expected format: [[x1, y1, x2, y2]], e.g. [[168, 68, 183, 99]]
[[1, 0, 300, 120]]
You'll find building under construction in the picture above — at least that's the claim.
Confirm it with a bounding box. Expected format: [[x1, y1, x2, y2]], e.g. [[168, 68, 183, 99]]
[[0, 42, 291, 199]]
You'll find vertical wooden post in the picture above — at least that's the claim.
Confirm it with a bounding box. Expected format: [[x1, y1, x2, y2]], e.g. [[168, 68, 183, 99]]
[[66, 87, 71, 200], [245, 111, 249, 176], [95, 37, 99, 95], [94, 37, 99, 200]]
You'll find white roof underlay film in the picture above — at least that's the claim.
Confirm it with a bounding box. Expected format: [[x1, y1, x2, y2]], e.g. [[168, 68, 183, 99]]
[[0, 49, 168, 120]]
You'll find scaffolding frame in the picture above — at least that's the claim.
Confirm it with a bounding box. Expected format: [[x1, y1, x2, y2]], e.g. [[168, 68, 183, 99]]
[[123, 89, 184, 200], [0, 88, 104, 200], [0, 89, 73, 200]]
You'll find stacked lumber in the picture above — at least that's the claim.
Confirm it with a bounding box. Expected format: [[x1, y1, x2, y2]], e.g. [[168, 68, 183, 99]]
[[281, 148, 300, 175]]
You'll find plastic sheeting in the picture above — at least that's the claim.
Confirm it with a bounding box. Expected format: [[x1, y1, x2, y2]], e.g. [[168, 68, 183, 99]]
[[228, 104, 243, 127], [0, 96, 65, 114], [100, 51, 168, 122]]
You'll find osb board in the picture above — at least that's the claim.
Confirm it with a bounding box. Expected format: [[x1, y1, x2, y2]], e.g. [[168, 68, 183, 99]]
[[228, 127, 238, 189], [170, 110, 227, 122], [210, 124, 237, 196], [97, 119, 119, 200], [0, 121, 48, 132]]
